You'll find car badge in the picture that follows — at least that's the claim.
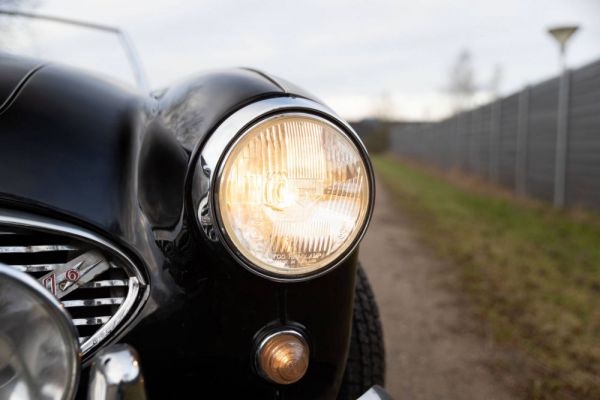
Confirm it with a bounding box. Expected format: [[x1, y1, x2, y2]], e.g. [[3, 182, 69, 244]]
[[39, 250, 110, 299]]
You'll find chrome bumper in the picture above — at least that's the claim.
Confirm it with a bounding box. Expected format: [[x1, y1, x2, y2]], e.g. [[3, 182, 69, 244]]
[[88, 344, 392, 400], [358, 385, 393, 400], [88, 344, 147, 400]]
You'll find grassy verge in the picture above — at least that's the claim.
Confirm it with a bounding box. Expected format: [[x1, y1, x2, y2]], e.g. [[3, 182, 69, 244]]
[[373, 155, 600, 399]]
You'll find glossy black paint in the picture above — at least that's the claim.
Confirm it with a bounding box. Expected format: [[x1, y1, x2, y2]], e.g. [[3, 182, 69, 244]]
[[155, 68, 285, 151], [0, 53, 42, 110], [0, 61, 179, 322], [0, 56, 358, 399], [138, 120, 189, 229]]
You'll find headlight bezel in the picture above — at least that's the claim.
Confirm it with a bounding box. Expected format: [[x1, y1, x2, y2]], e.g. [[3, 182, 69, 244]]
[[191, 97, 375, 282]]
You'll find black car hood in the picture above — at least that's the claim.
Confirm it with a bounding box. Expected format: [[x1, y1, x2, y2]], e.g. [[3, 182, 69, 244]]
[[0, 61, 145, 237], [0, 56, 292, 245]]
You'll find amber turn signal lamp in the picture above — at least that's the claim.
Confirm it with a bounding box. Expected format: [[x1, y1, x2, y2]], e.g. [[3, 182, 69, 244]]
[[256, 330, 309, 385]]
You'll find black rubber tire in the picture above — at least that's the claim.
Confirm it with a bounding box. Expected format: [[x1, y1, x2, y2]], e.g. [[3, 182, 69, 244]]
[[338, 265, 386, 400]]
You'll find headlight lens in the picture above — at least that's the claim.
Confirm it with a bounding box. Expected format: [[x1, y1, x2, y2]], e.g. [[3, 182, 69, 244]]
[[215, 114, 371, 277], [0, 264, 80, 400]]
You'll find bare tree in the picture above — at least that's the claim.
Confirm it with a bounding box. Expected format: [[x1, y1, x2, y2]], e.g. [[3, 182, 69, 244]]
[[447, 49, 476, 113], [373, 91, 394, 122], [365, 91, 395, 153]]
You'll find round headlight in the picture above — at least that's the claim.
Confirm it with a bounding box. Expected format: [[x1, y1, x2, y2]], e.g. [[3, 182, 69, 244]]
[[214, 112, 372, 278], [0, 264, 80, 400]]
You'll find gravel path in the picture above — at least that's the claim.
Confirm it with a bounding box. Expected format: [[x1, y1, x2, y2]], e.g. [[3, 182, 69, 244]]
[[359, 181, 515, 400]]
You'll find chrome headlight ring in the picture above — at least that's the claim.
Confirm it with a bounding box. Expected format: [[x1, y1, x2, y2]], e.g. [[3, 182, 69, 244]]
[[191, 97, 375, 282]]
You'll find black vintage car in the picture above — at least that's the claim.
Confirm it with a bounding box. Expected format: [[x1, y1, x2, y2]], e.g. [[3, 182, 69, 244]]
[[0, 10, 387, 400]]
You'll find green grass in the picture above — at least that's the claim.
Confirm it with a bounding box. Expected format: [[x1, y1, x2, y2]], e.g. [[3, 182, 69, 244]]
[[373, 155, 600, 399]]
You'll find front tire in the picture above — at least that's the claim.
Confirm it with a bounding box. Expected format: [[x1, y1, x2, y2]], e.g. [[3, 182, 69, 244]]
[[338, 265, 385, 400]]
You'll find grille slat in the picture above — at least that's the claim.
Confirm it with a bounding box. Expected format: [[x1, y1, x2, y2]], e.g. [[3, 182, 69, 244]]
[[0, 244, 78, 253], [11, 263, 62, 272], [0, 223, 143, 357], [81, 279, 128, 288], [72, 316, 111, 326], [63, 297, 125, 308], [11, 263, 120, 273]]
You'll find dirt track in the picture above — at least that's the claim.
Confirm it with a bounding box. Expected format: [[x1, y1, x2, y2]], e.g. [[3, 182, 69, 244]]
[[359, 181, 515, 400]]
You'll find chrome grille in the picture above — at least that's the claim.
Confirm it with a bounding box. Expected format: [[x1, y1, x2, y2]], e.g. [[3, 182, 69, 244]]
[[0, 221, 144, 356]]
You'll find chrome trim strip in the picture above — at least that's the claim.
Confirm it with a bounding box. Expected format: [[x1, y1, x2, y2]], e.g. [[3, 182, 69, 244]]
[[0, 209, 147, 357], [191, 97, 375, 282]]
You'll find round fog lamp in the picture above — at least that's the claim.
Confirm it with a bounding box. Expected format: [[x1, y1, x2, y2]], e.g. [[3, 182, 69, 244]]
[[256, 330, 309, 385], [216, 113, 371, 278], [0, 264, 80, 400]]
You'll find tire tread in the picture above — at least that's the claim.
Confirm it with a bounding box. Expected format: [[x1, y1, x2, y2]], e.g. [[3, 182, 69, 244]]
[[338, 265, 385, 400]]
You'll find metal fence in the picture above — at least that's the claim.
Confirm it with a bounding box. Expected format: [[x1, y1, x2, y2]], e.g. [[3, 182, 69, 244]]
[[390, 58, 600, 209]]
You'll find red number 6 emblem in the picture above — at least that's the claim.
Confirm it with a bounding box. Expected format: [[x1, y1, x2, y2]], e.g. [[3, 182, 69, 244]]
[[65, 269, 80, 282]]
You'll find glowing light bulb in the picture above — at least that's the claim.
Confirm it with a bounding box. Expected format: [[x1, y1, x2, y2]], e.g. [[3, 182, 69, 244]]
[[217, 114, 371, 277]]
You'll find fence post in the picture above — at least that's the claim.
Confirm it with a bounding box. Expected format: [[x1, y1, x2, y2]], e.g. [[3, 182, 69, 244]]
[[467, 112, 473, 172], [515, 87, 530, 195], [463, 114, 468, 171], [454, 116, 459, 169], [489, 101, 501, 182], [456, 115, 463, 171], [553, 70, 571, 208], [470, 111, 477, 173]]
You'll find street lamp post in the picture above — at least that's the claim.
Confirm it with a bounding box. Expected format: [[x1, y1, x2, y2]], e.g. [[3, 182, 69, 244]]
[[547, 25, 579, 208], [547, 26, 579, 72]]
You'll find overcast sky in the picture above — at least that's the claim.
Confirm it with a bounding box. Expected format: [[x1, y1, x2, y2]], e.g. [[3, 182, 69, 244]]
[[4, 0, 600, 120]]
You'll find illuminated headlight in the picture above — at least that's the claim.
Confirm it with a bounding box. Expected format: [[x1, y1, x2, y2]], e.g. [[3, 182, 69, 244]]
[[195, 98, 374, 280], [0, 264, 80, 400]]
